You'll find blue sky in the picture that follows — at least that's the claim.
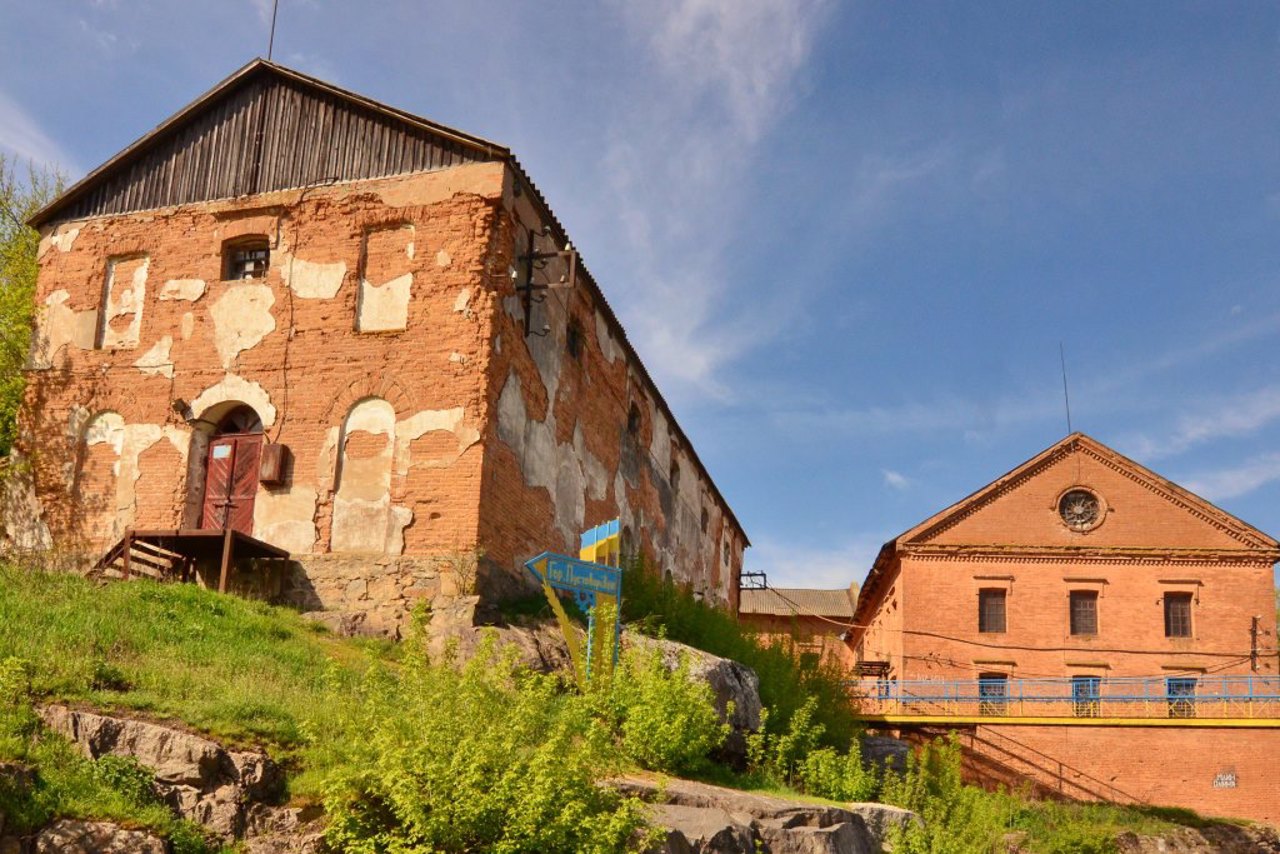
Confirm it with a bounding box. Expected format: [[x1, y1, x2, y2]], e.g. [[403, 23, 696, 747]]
[[3, 2, 1278, 587]]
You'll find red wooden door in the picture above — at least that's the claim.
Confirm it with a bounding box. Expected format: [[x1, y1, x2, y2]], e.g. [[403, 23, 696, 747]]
[[200, 433, 262, 534]]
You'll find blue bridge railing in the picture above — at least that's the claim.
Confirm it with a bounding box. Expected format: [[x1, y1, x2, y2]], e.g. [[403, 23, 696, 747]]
[[849, 675, 1280, 720]]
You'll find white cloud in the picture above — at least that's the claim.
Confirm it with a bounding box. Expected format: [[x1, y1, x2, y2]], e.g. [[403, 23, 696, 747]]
[[0, 88, 77, 174], [1127, 384, 1280, 460], [746, 531, 886, 589], [882, 469, 909, 490], [1183, 453, 1280, 502], [594, 0, 833, 396]]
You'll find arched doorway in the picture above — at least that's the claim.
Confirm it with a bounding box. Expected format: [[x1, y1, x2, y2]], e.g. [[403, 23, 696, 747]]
[[199, 405, 264, 534]]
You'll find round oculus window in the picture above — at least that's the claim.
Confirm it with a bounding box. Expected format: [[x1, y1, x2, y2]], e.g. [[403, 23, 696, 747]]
[[1058, 489, 1101, 531]]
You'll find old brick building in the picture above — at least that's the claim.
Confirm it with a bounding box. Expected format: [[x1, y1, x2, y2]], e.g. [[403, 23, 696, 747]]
[[738, 586, 857, 671], [10, 60, 748, 634], [851, 433, 1280, 824]]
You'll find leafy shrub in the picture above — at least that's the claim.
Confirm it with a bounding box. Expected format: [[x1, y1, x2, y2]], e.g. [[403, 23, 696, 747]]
[[317, 632, 660, 854], [606, 645, 728, 775], [879, 735, 1013, 854], [0, 656, 38, 759], [797, 742, 879, 802], [620, 558, 859, 750]]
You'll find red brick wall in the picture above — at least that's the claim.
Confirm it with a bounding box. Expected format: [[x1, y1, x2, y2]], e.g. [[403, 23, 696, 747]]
[[17, 159, 747, 618], [740, 613, 857, 671], [911, 724, 1280, 826]]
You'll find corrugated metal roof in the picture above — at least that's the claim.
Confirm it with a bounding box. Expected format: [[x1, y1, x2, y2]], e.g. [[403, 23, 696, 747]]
[[739, 587, 854, 619]]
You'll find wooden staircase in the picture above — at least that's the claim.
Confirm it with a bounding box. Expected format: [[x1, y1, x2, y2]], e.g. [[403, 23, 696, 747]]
[[92, 532, 194, 582]]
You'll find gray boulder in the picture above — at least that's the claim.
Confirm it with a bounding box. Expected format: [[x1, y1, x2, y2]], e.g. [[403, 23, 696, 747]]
[[37, 705, 284, 841], [35, 820, 168, 854], [618, 775, 881, 854]]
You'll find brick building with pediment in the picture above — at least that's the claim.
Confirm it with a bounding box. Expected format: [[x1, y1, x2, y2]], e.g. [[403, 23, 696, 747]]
[[850, 433, 1280, 825], [8, 60, 748, 635]]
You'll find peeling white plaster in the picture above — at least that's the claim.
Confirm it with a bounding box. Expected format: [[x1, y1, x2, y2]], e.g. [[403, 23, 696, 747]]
[[37, 226, 80, 259], [2, 452, 51, 551], [84, 412, 126, 457], [393, 407, 479, 474], [332, 398, 410, 554], [191, 374, 277, 427], [453, 287, 472, 315], [28, 290, 97, 368], [159, 279, 206, 301], [210, 284, 275, 368], [133, 336, 174, 378], [78, 415, 191, 547], [649, 402, 671, 472], [253, 486, 319, 554], [436, 249, 452, 268], [595, 311, 618, 364], [180, 312, 195, 341], [282, 257, 346, 299], [449, 352, 466, 364], [100, 256, 149, 349], [496, 370, 586, 545], [356, 273, 412, 332]]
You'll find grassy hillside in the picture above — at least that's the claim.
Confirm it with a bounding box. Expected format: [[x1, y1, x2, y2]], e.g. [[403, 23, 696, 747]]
[[0, 564, 1259, 853]]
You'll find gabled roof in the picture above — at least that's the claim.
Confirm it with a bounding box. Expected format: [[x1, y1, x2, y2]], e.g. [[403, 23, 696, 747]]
[[852, 432, 1280, 628], [31, 58, 507, 227], [30, 58, 750, 546], [739, 587, 855, 619]]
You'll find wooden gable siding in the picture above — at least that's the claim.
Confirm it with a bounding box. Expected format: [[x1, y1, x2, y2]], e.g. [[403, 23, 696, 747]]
[[51, 71, 496, 224]]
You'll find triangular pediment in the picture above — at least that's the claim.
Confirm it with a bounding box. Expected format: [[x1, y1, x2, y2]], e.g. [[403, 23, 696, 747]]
[[33, 59, 507, 227], [902, 434, 1278, 553]]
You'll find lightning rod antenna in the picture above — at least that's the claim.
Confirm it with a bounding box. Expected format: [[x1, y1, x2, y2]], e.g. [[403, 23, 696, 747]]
[[267, 0, 280, 61], [1059, 341, 1073, 435]]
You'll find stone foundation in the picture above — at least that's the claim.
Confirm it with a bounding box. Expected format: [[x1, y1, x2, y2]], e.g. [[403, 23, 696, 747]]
[[279, 552, 473, 639]]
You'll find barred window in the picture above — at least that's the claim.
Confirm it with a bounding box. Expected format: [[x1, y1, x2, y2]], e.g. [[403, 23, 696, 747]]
[[1167, 677, 1196, 719], [1164, 593, 1193, 638], [978, 673, 1008, 716], [223, 237, 269, 280], [1069, 591, 1098, 636], [1072, 676, 1101, 718], [978, 589, 1006, 634]]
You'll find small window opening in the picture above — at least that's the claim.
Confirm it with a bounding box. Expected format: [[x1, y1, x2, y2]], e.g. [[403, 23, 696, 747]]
[[567, 319, 584, 361], [669, 458, 680, 493], [1069, 591, 1098, 636], [1164, 593, 1193, 638], [978, 588, 1006, 634], [700, 507, 709, 533], [978, 673, 1008, 716], [1167, 677, 1196, 718], [1071, 676, 1101, 718], [627, 403, 641, 436], [224, 237, 270, 280]]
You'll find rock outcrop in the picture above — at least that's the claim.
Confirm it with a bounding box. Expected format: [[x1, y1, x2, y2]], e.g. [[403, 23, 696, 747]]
[[617, 775, 916, 854], [1113, 826, 1280, 854], [33, 820, 168, 854], [37, 705, 287, 842], [426, 600, 764, 760]]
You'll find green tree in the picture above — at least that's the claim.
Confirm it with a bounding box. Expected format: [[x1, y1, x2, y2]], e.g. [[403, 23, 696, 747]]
[[0, 156, 62, 457]]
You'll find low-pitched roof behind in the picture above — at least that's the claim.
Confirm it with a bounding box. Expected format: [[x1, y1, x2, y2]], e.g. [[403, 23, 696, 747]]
[[739, 587, 854, 619]]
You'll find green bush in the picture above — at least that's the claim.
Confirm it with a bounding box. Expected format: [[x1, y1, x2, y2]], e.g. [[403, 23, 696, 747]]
[[606, 644, 728, 775], [797, 742, 879, 802], [620, 559, 859, 750], [879, 736, 1014, 854], [317, 632, 661, 854]]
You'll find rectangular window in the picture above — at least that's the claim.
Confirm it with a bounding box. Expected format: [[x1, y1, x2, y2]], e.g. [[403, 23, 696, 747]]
[[978, 673, 1008, 716], [978, 589, 1006, 633], [1167, 677, 1196, 719], [1069, 591, 1098, 636], [1164, 593, 1193, 638], [1071, 676, 1101, 718]]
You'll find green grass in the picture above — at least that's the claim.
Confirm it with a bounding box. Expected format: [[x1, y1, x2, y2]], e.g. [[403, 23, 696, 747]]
[[0, 563, 395, 751]]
